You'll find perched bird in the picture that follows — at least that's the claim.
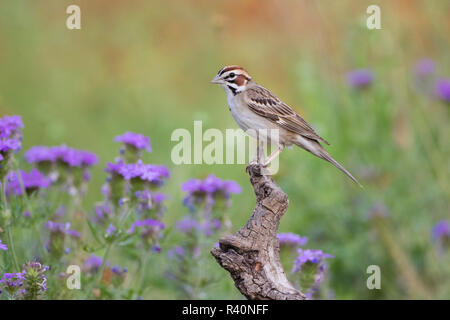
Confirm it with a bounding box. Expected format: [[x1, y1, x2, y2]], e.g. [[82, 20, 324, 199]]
[[211, 65, 362, 186]]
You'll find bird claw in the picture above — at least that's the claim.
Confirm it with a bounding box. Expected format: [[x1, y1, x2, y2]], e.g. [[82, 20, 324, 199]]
[[246, 160, 260, 174]]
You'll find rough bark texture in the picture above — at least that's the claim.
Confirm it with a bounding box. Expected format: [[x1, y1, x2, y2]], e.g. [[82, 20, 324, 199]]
[[211, 164, 305, 300]]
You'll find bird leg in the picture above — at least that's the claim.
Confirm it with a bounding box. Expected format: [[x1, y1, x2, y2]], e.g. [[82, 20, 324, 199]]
[[258, 138, 265, 164], [263, 146, 283, 167], [251, 135, 265, 165]]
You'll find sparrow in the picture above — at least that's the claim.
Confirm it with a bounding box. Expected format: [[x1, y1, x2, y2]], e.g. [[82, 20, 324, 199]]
[[211, 65, 362, 186]]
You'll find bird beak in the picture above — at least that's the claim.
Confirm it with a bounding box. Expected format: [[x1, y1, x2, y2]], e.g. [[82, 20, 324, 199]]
[[210, 75, 222, 84]]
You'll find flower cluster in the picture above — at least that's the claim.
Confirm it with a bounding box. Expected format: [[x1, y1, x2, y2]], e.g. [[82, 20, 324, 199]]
[[0, 115, 23, 139], [346, 69, 374, 89], [435, 78, 450, 103], [432, 220, 449, 247], [25, 145, 98, 168], [414, 58, 435, 78], [175, 217, 201, 233], [106, 160, 169, 186], [115, 132, 152, 152], [0, 272, 24, 297], [20, 262, 49, 300], [82, 255, 127, 288], [114, 132, 152, 163], [178, 174, 240, 236], [88, 131, 170, 275], [134, 190, 168, 213], [166, 175, 241, 298], [103, 159, 170, 210], [111, 265, 128, 276], [0, 261, 49, 300], [5, 168, 51, 196], [292, 249, 334, 273], [181, 174, 241, 210], [45, 221, 81, 238], [0, 239, 8, 251], [93, 202, 114, 225], [44, 221, 81, 258], [84, 255, 103, 274], [0, 115, 23, 179], [128, 218, 165, 251], [278, 233, 308, 247], [291, 249, 333, 299], [110, 265, 128, 287], [24, 144, 98, 200]]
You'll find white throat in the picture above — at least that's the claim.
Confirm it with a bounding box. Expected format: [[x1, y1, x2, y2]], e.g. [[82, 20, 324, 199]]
[[220, 83, 245, 98]]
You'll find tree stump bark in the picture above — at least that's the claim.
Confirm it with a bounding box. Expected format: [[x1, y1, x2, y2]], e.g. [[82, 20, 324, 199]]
[[211, 164, 305, 300]]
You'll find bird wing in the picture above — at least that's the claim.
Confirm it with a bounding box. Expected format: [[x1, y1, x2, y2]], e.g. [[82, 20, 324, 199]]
[[244, 85, 330, 145]]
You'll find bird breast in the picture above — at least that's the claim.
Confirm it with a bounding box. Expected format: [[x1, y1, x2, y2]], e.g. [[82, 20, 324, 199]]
[[227, 94, 286, 146]]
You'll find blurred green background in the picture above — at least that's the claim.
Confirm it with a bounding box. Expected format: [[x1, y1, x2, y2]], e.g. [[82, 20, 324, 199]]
[[0, 0, 448, 299]]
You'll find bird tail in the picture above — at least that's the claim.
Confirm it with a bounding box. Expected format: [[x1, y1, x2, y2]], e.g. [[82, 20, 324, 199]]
[[317, 148, 362, 187], [295, 138, 362, 187]]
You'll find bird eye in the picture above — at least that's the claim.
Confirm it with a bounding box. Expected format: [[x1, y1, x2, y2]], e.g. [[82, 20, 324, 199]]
[[229, 72, 235, 78]]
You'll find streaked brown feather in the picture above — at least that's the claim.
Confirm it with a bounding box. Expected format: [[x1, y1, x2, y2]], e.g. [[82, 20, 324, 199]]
[[244, 85, 330, 145]]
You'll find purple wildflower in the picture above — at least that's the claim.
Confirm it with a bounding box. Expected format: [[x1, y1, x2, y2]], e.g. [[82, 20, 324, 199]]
[[128, 219, 165, 234], [153, 192, 168, 204], [0, 115, 23, 139], [5, 169, 51, 196], [176, 217, 201, 233], [25, 145, 98, 167], [106, 160, 170, 185], [0, 138, 21, 153], [115, 132, 152, 152], [167, 246, 185, 259], [67, 229, 81, 238], [45, 221, 80, 238], [111, 265, 128, 276], [44, 221, 70, 233], [203, 218, 221, 236], [134, 190, 168, 211], [0, 272, 24, 296], [182, 174, 242, 195], [432, 220, 450, 242], [55, 205, 66, 217], [181, 174, 241, 209], [277, 233, 308, 247], [93, 203, 113, 224], [346, 69, 374, 88], [60, 147, 98, 167], [106, 224, 117, 237], [152, 244, 162, 253], [20, 261, 49, 299], [105, 160, 125, 175], [84, 255, 103, 273], [414, 58, 435, 78], [435, 78, 450, 103], [0, 239, 8, 251], [25, 146, 58, 163], [292, 249, 334, 273], [0, 133, 22, 170]]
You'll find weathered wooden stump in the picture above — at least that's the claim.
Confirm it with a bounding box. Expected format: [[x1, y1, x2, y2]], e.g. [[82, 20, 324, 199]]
[[211, 164, 305, 300]]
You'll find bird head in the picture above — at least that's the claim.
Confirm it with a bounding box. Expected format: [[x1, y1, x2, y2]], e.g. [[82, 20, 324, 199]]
[[211, 65, 252, 95]]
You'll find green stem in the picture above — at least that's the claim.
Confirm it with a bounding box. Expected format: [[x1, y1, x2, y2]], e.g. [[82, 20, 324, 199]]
[[96, 243, 112, 284], [1, 177, 20, 271], [87, 207, 132, 299], [137, 250, 150, 294], [6, 226, 20, 271]]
